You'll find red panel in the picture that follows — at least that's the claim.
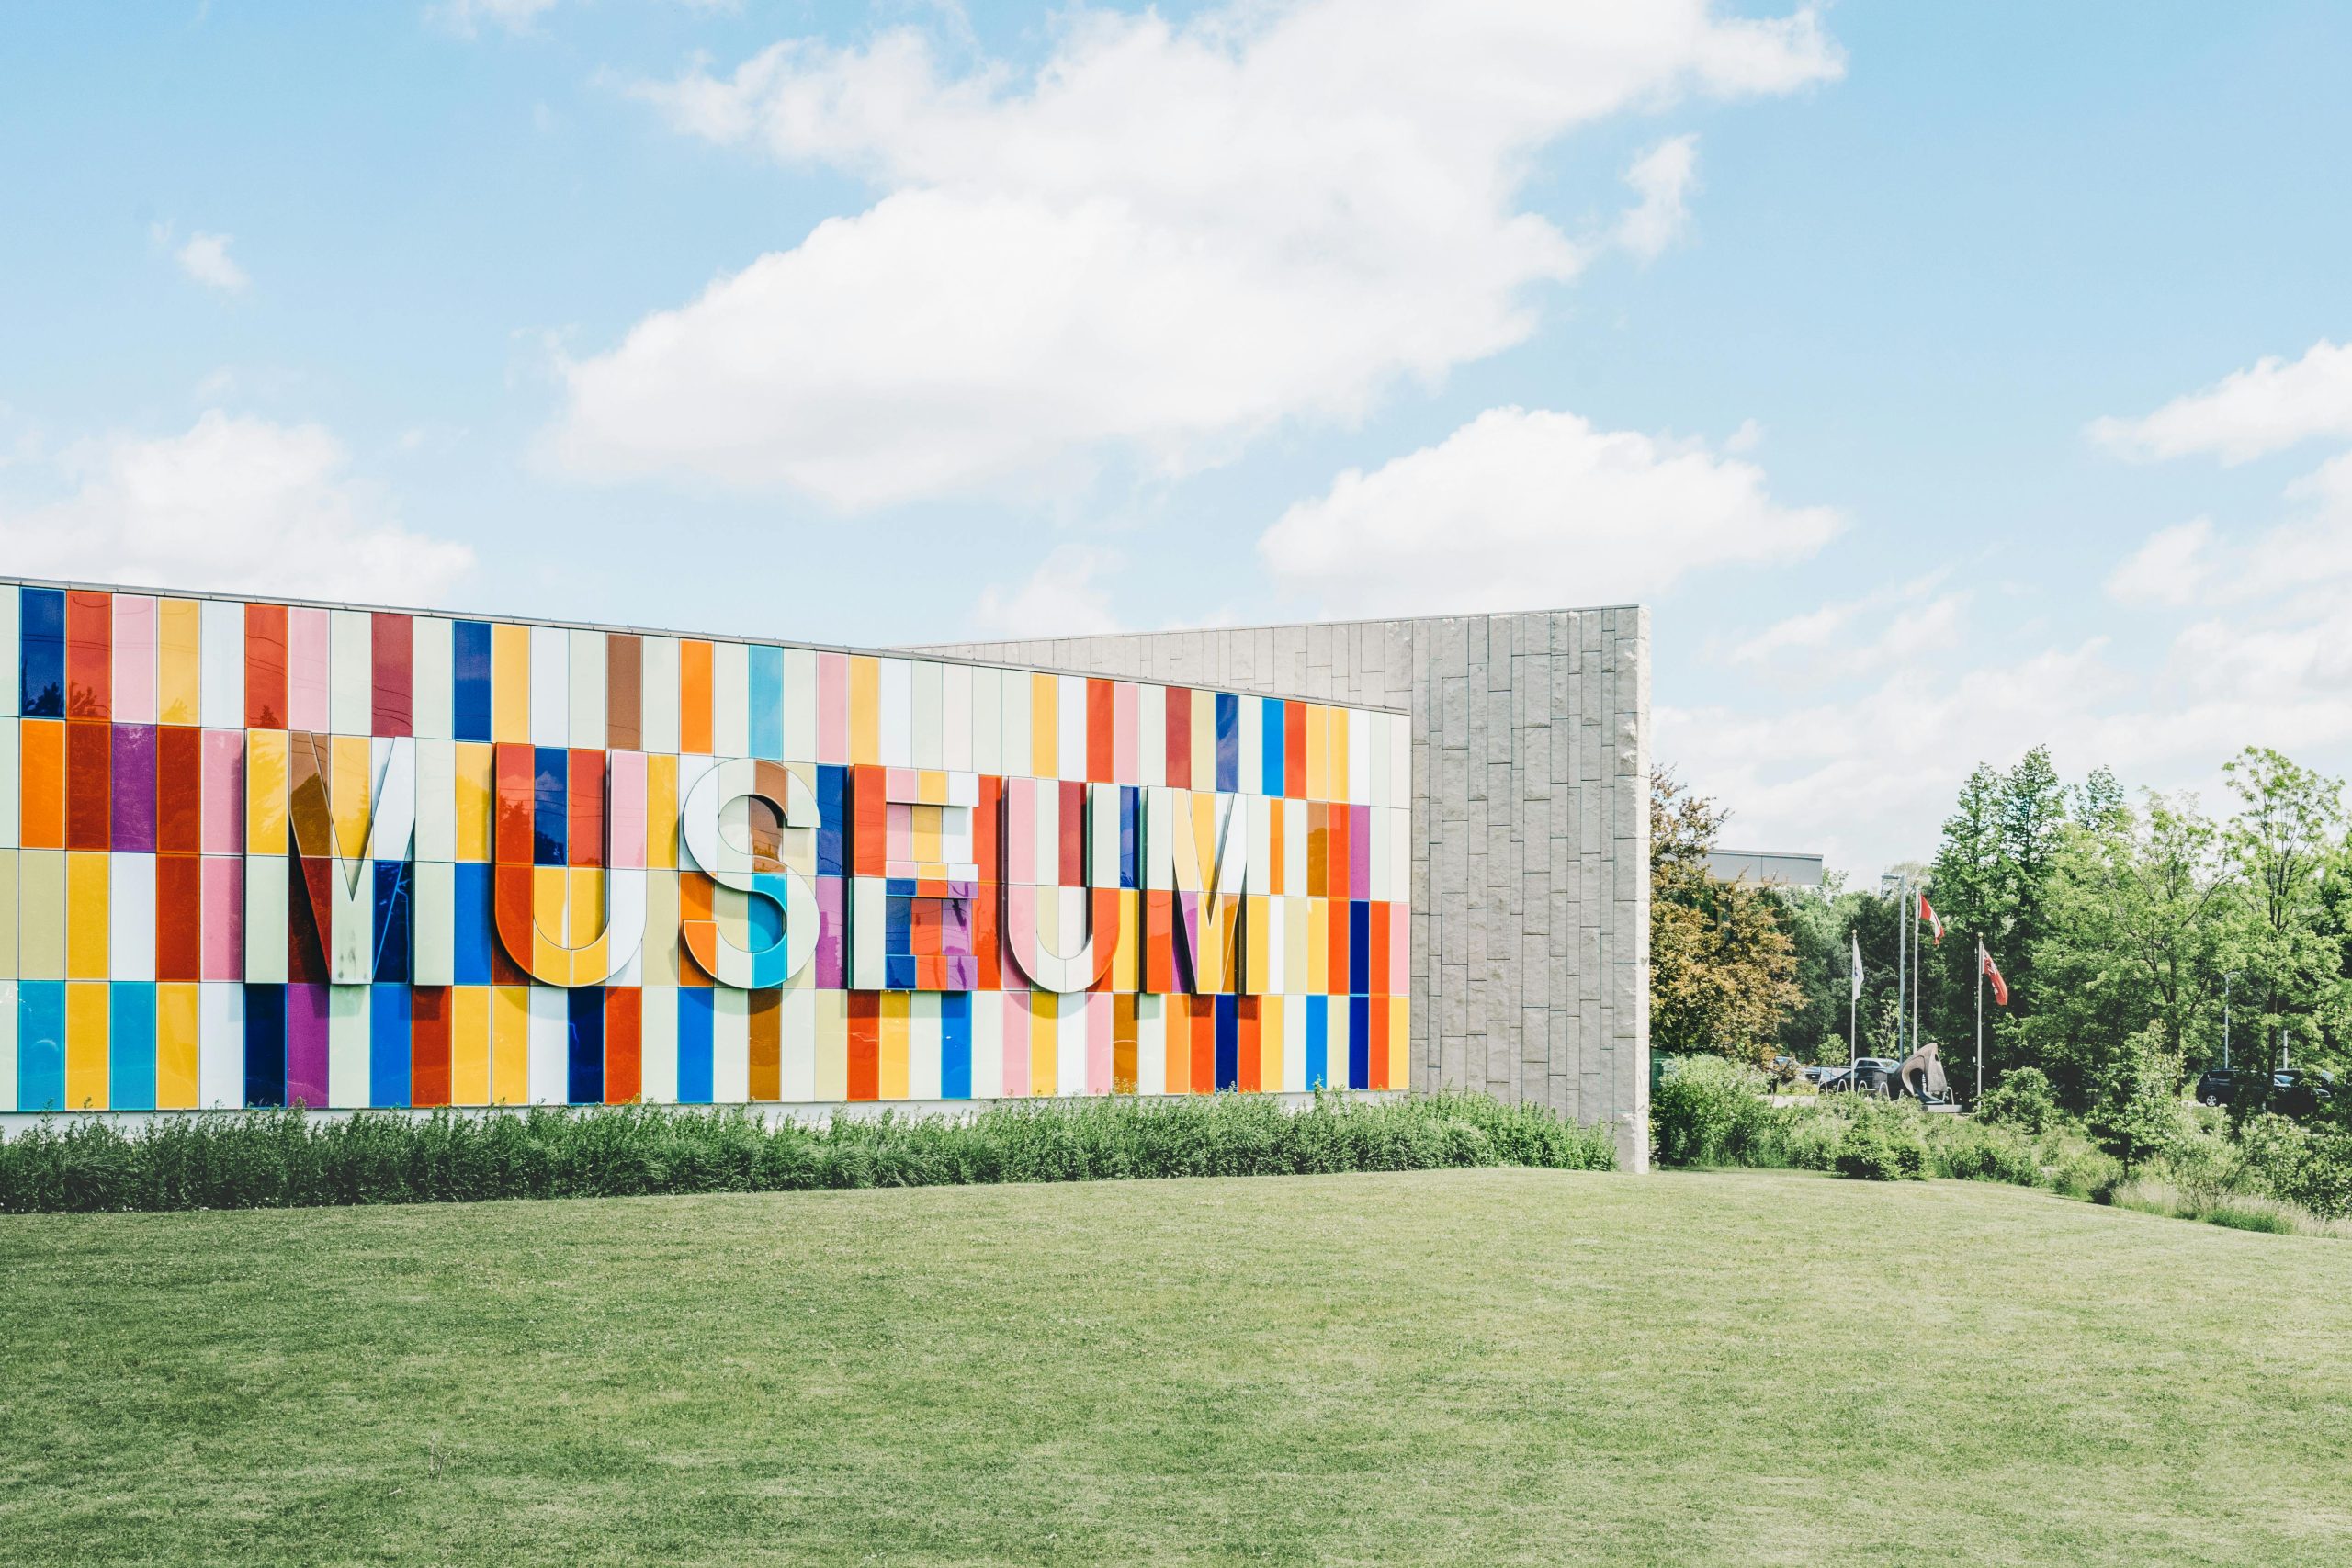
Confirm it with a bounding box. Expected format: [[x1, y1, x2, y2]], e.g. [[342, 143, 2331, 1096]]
[[605, 988, 642, 1104], [155, 726, 203, 854], [154, 855, 203, 981], [65, 720, 110, 850], [1368, 902, 1391, 998], [1238, 997, 1261, 1093], [288, 860, 331, 983], [411, 987, 453, 1108], [493, 744, 535, 863], [1088, 887, 1121, 992], [567, 748, 605, 868], [1326, 898, 1351, 999], [1163, 686, 1191, 789], [850, 764, 887, 878], [1284, 703, 1306, 798], [370, 613, 413, 737], [1368, 997, 1390, 1090], [974, 773, 1001, 880], [1328, 807, 1351, 900], [64, 591, 110, 720], [1085, 678, 1113, 783], [244, 603, 288, 729], [1188, 997, 1215, 1096], [846, 992, 880, 1102], [1144, 890, 1173, 995], [1057, 779, 1083, 888]]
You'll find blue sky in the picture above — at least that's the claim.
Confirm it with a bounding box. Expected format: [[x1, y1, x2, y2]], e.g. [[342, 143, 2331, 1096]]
[[6, 1, 2352, 875]]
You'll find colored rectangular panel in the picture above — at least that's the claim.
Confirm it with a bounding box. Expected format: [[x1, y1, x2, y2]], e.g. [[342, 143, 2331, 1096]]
[[370, 982, 411, 1108], [18, 980, 64, 1109], [605, 986, 641, 1104], [109, 981, 156, 1110], [372, 613, 413, 736], [287, 608, 328, 731], [411, 617, 453, 740], [156, 981, 199, 1109], [21, 588, 64, 718], [491, 622, 528, 742], [568, 629, 605, 750], [157, 598, 204, 726], [112, 594, 157, 725], [748, 644, 783, 760], [64, 590, 110, 719], [566, 985, 605, 1105], [244, 603, 288, 729], [453, 620, 493, 741], [676, 986, 714, 1103], [66, 720, 110, 850], [65, 980, 109, 1111], [679, 640, 712, 754], [606, 634, 643, 750], [19, 719, 62, 848], [111, 724, 156, 851]]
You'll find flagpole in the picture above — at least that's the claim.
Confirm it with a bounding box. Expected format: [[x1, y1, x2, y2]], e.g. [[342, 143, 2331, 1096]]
[[1894, 874, 1907, 1060], [1911, 885, 1922, 1060], [1975, 938, 1984, 1104]]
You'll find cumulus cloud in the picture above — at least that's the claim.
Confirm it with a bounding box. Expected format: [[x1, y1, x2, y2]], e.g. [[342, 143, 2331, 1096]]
[[173, 231, 248, 293], [973, 543, 1125, 637], [0, 411, 474, 604], [550, 1, 1843, 507], [2090, 338, 2352, 465], [1256, 406, 1841, 616], [2105, 518, 2213, 606], [1615, 134, 1699, 259]]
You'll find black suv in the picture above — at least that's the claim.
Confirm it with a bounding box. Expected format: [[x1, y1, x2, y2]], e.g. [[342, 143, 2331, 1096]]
[[2272, 1069, 2335, 1119], [2196, 1069, 2234, 1106]]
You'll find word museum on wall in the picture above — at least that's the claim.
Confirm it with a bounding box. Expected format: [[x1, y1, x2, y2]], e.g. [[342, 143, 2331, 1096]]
[[0, 581, 1412, 1116]]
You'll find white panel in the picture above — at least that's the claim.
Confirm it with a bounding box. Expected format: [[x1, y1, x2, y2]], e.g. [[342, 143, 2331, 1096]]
[[243, 857, 288, 983], [0, 981, 14, 1111], [1056, 993, 1089, 1096], [1057, 674, 1087, 782], [199, 598, 244, 728], [198, 981, 245, 1109], [712, 640, 749, 758], [0, 718, 17, 849], [968, 665, 1002, 775], [0, 587, 14, 709], [639, 987, 678, 1104], [781, 647, 818, 763], [1000, 671, 1031, 779], [1284, 800, 1308, 891], [780, 977, 816, 1101], [328, 983, 370, 1109], [1239, 696, 1262, 795], [1391, 716, 1411, 811], [1283, 995, 1308, 1092], [411, 617, 453, 740], [1348, 708, 1372, 803], [970, 994, 1003, 1100], [412, 860, 455, 987], [640, 637, 681, 755], [712, 986, 750, 1102], [1392, 807, 1410, 906], [908, 991, 943, 1100], [941, 663, 972, 773], [329, 610, 371, 735], [413, 739, 456, 862], [1371, 806, 1391, 902], [878, 657, 913, 768], [1136, 993, 1165, 1097], [1263, 896, 1286, 996], [526, 626, 565, 747], [110, 853, 156, 982], [1137, 684, 1166, 787], [1248, 795, 1273, 896], [526, 985, 568, 1105], [569, 629, 607, 747], [909, 660, 943, 770]]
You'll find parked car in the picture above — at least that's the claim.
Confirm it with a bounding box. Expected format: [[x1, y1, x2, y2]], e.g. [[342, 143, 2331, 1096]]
[[2196, 1069, 2234, 1106], [1822, 1057, 1902, 1097], [2272, 1068, 2335, 1119]]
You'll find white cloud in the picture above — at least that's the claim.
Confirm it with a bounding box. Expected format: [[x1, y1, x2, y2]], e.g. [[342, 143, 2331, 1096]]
[[173, 231, 248, 293], [1615, 133, 1699, 260], [0, 411, 473, 604], [2104, 517, 2212, 606], [1257, 406, 1841, 616], [2090, 338, 2352, 465], [552, 1, 1842, 507], [973, 543, 1124, 637]]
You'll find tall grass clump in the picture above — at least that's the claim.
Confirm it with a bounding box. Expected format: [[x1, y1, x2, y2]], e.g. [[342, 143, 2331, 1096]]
[[0, 1090, 1613, 1215]]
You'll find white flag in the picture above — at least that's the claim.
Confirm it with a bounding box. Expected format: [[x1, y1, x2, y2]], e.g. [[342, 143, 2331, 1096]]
[[1851, 931, 1865, 1002]]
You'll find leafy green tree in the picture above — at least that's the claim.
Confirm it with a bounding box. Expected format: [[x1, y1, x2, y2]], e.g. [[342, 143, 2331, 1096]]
[[1925, 747, 2072, 1081], [1772, 878, 1903, 1064], [2222, 747, 2350, 1072], [2086, 1023, 2188, 1177], [1649, 770, 1803, 1065]]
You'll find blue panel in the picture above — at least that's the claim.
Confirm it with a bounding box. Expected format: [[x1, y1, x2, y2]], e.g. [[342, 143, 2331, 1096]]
[[816, 765, 846, 877], [567, 987, 604, 1105], [1348, 996, 1371, 1091], [243, 983, 286, 1108], [1305, 996, 1328, 1092], [1118, 786, 1138, 888], [108, 982, 158, 1111], [451, 620, 493, 742], [369, 983, 411, 1108], [17, 981, 64, 1111], [676, 987, 714, 1104], [19, 586, 63, 718], [1261, 699, 1286, 796], [533, 746, 567, 865], [372, 861, 413, 982], [941, 991, 972, 1100], [1214, 993, 1238, 1091], [1349, 900, 1370, 996], [885, 955, 918, 990], [453, 862, 495, 986], [748, 644, 784, 760], [1214, 693, 1239, 794]]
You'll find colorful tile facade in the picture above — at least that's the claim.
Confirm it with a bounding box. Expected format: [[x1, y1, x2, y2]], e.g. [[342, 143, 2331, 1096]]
[[0, 582, 1410, 1112]]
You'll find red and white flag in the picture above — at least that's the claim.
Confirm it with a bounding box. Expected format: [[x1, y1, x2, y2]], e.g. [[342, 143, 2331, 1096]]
[[1919, 892, 1944, 945], [1979, 939, 2008, 1006]]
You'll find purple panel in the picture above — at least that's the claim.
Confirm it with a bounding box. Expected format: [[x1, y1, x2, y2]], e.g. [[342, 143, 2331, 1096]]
[[941, 891, 973, 956], [814, 874, 845, 989], [111, 723, 157, 852], [286, 982, 330, 1110], [942, 954, 978, 990], [1350, 804, 1372, 897]]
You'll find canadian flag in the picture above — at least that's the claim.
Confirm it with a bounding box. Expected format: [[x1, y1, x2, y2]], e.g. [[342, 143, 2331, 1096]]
[[1979, 940, 2009, 1006], [1919, 892, 1944, 945]]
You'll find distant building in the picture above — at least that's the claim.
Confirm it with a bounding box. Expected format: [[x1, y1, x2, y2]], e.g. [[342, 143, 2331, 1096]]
[[1707, 849, 1825, 889]]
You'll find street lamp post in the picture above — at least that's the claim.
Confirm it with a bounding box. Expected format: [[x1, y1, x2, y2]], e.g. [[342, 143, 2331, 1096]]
[[2223, 971, 2238, 1072]]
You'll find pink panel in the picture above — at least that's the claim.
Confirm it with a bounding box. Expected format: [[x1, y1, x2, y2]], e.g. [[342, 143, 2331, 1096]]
[[201, 856, 244, 979], [817, 653, 847, 764], [1112, 682, 1138, 785], [1087, 992, 1112, 1095], [201, 729, 245, 853], [112, 594, 158, 723], [607, 751, 647, 870], [1003, 777, 1036, 886], [1351, 804, 1372, 896], [287, 608, 330, 731], [999, 990, 1030, 1099]]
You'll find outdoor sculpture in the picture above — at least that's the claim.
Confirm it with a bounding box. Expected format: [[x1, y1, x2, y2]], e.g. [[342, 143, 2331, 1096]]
[[1898, 1042, 1950, 1103]]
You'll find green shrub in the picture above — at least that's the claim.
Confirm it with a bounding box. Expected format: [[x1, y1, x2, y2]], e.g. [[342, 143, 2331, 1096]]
[[1933, 1121, 2041, 1185], [1833, 1115, 1928, 1182], [0, 1091, 1616, 1215], [1976, 1066, 2059, 1134], [1649, 1055, 1770, 1167]]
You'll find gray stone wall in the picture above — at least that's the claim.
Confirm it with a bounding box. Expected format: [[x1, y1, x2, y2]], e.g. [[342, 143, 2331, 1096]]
[[919, 607, 1651, 1168]]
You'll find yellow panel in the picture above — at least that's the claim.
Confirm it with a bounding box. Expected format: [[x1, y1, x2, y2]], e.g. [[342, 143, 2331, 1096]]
[[0, 850, 15, 982], [565, 866, 604, 948], [1261, 1000, 1283, 1094], [156, 983, 200, 1109], [1110, 887, 1139, 993], [1328, 708, 1350, 805], [1304, 705, 1328, 802], [645, 754, 678, 871], [332, 734, 370, 858], [17, 851, 63, 979], [247, 730, 288, 854], [849, 657, 880, 765], [65, 981, 109, 1111], [1030, 674, 1057, 778], [878, 991, 910, 1100], [1028, 992, 1056, 1097], [641, 870, 679, 987], [812, 988, 847, 1100], [454, 742, 493, 861], [491, 986, 530, 1104], [66, 852, 109, 979], [451, 986, 492, 1106], [1388, 998, 1409, 1090], [157, 599, 204, 726], [1245, 894, 1270, 994], [492, 623, 530, 743], [1284, 897, 1310, 999]]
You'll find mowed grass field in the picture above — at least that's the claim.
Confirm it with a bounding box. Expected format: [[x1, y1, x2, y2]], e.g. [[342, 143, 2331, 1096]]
[[4, 1169, 2350, 1566]]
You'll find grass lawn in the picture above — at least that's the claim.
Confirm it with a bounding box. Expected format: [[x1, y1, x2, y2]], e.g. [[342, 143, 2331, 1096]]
[[4, 1168, 2349, 1566]]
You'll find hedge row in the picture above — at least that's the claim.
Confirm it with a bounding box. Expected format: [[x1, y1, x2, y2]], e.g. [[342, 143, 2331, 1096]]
[[0, 1090, 1615, 1213]]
